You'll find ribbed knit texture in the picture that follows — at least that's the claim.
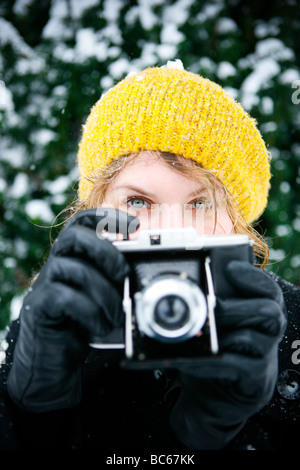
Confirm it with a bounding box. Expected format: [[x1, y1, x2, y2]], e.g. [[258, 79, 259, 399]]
[[77, 67, 271, 222]]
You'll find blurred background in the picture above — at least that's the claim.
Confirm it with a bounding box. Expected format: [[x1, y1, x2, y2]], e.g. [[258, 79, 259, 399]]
[[0, 0, 299, 332]]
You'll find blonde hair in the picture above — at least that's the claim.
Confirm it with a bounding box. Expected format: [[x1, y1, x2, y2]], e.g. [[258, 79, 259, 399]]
[[61, 151, 269, 267]]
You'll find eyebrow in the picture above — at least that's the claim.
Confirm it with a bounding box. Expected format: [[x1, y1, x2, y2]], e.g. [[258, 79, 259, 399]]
[[113, 184, 156, 198], [113, 184, 209, 200]]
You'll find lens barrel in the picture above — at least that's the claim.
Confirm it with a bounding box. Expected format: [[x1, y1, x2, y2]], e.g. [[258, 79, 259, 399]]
[[154, 295, 190, 330], [134, 275, 207, 343]]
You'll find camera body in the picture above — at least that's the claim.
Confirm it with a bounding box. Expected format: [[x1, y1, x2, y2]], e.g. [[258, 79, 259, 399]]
[[90, 227, 253, 368]]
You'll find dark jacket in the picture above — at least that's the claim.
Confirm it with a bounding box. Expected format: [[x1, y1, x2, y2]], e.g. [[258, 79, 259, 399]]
[[0, 273, 299, 451]]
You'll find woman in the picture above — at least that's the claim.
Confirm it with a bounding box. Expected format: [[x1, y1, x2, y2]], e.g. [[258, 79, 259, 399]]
[[1, 65, 299, 450]]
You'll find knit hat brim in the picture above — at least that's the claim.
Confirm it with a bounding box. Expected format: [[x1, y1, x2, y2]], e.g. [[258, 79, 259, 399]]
[[78, 67, 271, 223]]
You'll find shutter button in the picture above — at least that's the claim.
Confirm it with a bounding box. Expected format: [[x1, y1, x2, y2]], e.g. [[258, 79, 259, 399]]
[[276, 369, 300, 400]]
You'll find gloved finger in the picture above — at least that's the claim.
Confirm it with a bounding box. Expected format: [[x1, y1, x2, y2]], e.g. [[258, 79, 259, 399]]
[[216, 297, 286, 337], [52, 224, 130, 284], [40, 282, 121, 338], [48, 257, 125, 328], [177, 354, 244, 381], [178, 353, 278, 406], [226, 260, 285, 304], [65, 208, 140, 238], [218, 328, 276, 358], [177, 352, 272, 384]]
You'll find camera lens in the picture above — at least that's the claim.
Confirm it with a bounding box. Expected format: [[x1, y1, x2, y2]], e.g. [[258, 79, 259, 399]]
[[154, 295, 189, 330], [134, 276, 208, 343]]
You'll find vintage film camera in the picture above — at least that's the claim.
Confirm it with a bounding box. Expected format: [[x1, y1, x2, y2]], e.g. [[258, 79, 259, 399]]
[[90, 221, 253, 369]]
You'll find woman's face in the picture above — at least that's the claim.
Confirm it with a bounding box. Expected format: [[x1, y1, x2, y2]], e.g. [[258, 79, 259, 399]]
[[102, 151, 233, 236]]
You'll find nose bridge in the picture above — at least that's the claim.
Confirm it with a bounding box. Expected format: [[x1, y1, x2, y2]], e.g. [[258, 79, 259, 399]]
[[152, 202, 184, 229], [152, 202, 207, 232]]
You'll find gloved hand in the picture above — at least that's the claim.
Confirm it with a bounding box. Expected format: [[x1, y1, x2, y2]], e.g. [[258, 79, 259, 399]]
[[170, 261, 287, 450], [7, 208, 139, 412]]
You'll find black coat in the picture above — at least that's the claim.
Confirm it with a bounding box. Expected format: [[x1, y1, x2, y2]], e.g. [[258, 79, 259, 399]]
[[0, 273, 299, 451]]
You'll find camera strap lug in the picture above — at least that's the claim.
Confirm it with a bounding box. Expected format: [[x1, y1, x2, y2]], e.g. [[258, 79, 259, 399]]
[[204, 257, 219, 355], [123, 276, 133, 359]]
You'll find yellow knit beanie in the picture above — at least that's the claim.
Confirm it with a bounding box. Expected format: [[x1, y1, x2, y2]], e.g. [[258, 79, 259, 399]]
[[77, 65, 271, 223]]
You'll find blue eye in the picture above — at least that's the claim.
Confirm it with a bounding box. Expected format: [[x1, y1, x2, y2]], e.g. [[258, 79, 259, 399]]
[[191, 200, 212, 210], [127, 197, 150, 209]]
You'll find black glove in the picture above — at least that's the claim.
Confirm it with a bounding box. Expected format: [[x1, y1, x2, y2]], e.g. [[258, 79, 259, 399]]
[[7, 208, 139, 412], [170, 261, 287, 450]]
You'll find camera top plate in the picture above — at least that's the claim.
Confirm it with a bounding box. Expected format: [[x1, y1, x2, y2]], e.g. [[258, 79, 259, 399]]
[[113, 227, 252, 252]]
